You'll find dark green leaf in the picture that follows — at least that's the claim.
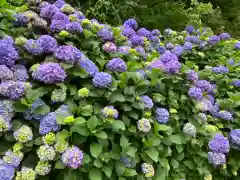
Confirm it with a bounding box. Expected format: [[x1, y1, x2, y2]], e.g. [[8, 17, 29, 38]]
[[55, 160, 66, 169], [145, 148, 159, 162], [112, 120, 126, 131], [110, 91, 126, 102], [123, 169, 137, 177], [120, 135, 129, 149], [102, 165, 113, 178], [89, 168, 102, 180], [70, 125, 90, 136], [94, 131, 108, 139], [169, 135, 182, 144], [87, 115, 98, 131], [90, 143, 103, 158]]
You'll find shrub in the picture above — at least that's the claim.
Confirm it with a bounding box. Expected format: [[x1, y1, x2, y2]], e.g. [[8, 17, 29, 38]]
[[0, 0, 239, 180]]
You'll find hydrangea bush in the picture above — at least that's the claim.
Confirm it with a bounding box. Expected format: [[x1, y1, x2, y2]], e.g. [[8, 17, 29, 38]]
[[0, 0, 240, 179]]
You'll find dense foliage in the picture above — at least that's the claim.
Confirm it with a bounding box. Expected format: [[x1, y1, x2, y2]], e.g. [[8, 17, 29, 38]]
[[0, 0, 239, 180]]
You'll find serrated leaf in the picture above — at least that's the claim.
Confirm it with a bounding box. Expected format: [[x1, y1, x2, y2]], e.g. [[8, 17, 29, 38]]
[[94, 131, 108, 139], [90, 143, 103, 158], [123, 169, 137, 177], [126, 147, 137, 157], [116, 161, 126, 176], [93, 159, 103, 168], [74, 117, 86, 125], [145, 148, 159, 162], [112, 120, 125, 131], [169, 135, 182, 144], [70, 125, 90, 136], [87, 115, 98, 131], [102, 165, 113, 178], [110, 91, 126, 102], [89, 168, 102, 180]]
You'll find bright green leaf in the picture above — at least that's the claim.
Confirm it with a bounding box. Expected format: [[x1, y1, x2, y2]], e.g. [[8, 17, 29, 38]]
[[112, 120, 126, 131], [123, 169, 137, 177], [145, 148, 159, 162], [87, 116, 98, 131], [89, 168, 102, 180], [90, 143, 103, 158], [70, 125, 90, 136], [94, 131, 108, 139], [102, 165, 112, 178]]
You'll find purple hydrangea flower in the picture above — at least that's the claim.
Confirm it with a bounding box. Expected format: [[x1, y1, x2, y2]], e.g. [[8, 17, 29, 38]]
[[3, 150, 22, 168], [11, 65, 29, 82], [218, 111, 233, 121], [185, 25, 195, 33], [230, 129, 240, 147], [137, 28, 151, 38], [118, 45, 131, 55], [78, 58, 99, 77], [0, 41, 19, 67], [187, 70, 198, 82], [188, 87, 203, 100], [158, 46, 166, 54], [196, 80, 212, 92], [129, 35, 144, 46], [52, 12, 69, 22], [0, 65, 13, 80], [50, 20, 67, 32], [102, 106, 119, 119], [219, 33, 231, 40], [140, 95, 153, 109], [155, 108, 169, 124], [103, 42, 117, 53], [40, 4, 59, 19], [24, 39, 43, 55], [1, 36, 14, 45], [148, 36, 160, 46], [235, 42, 240, 49], [196, 97, 214, 112], [233, 80, 240, 87], [106, 58, 127, 72], [228, 59, 235, 65], [160, 51, 178, 63], [208, 134, 230, 154], [212, 66, 229, 74], [171, 45, 183, 56], [164, 60, 181, 74], [122, 27, 136, 37], [123, 18, 138, 30], [61, 146, 83, 169], [66, 22, 83, 33], [32, 62, 67, 84], [0, 159, 15, 180], [24, 98, 47, 121], [0, 81, 26, 100], [73, 11, 86, 20], [208, 152, 226, 166], [135, 46, 146, 57], [39, 112, 60, 135], [165, 43, 174, 50], [53, 0, 65, 8], [183, 42, 192, 51], [39, 1, 50, 8], [97, 28, 113, 42], [0, 100, 14, 119], [54, 45, 82, 64], [92, 72, 112, 88], [208, 35, 220, 45], [36, 35, 58, 53], [14, 14, 28, 25], [151, 29, 160, 36], [148, 60, 165, 71]]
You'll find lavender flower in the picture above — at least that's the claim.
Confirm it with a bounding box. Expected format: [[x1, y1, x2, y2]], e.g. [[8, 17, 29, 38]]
[[187, 70, 198, 82], [157, 46, 166, 54], [102, 106, 119, 119], [54, 45, 81, 64], [0, 81, 26, 100], [183, 123, 196, 137], [24, 39, 43, 55], [212, 66, 229, 74], [0, 40, 19, 66], [188, 87, 203, 100], [53, 0, 65, 8], [118, 46, 131, 55], [183, 42, 192, 51], [185, 25, 195, 33], [160, 51, 178, 63], [14, 14, 28, 26], [40, 4, 59, 19], [37, 145, 56, 161], [61, 146, 84, 169], [3, 150, 22, 168], [155, 108, 169, 124], [235, 42, 240, 49], [66, 22, 83, 33], [78, 58, 99, 77], [123, 18, 138, 30], [93, 72, 112, 88], [208, 152, 226, 166], [129, 35, 144, 46], [36, 35, 58, 53], [39, 112, 60, 135], [11, 65, 29, 82], [0, 160, 15, 180], [135, 46, 146, 57], [140, 95, 153, 109], [171, 45, 183, 56], [165, 43, 174, 50], [50, 20, 67, 32], [32, 62, 67, 84], [230, 129, 240, 147], [233, 80, 240, 87], [151, 29, 160, 36], [196, 80, 212, 92], [106, 58, 127, 72], [0, 65, 13, 80], [141, 163, 155, 177], [97, 28, 113, 41], [137, 118, 151, 132], [164, 60, 181, 74], [103, 42, 117, 53], [122, 27, 136, 37], [14, 125, 33, 143], [137, 28, 151, 38], [148, 60, 165, 71], [219, 33, 231, 40], [218, 111, 233, 121], [208, 35, 220, 45], [208, 134, 230, 154]]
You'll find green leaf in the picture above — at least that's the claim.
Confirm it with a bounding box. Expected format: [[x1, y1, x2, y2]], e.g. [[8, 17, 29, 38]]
[[145, 148, 159, 162], [123, 169, 137, 177], [112, 120, 125, 131], [159, 158, 169, 168], [184, 160, 194, 169], [83, 154, 91, 165], [0, 0, 6, 7], [56, 130, 70, 141], [158, 125, 171, 131], [70, 125, 90, 136], [102, 165, 113, 178], [34, 137, 42, 145], [89, 168, 102, 180], [116, 161, 126, 176], [33, 104, 50, 115], [169, 135, 182, 144], [93, 159, 103, 168], [90, 143, 103, 158], [87, 115, 98, 131], [55, 160, 66, 169], [83, 29, 93, 39], [94, 131, 108, 139], [171, 159, 179, 169], [120, 135, 129, 149], [126, 147, 137, 157], [13, 101, 29, 112], [74, 117, 86, 125], [110, 91, 126, 102]]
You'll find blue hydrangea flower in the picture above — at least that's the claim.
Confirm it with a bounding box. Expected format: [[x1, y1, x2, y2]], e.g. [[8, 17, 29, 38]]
[[185, 25, 195, 33], [103, 42, 117, 53], [155, 108, 169, 124], [97, 28, 113, 41], [230, 129, 240, 147], [11, 65, 29, 82], [196, 80, 212, 92], [0, 65, 13, 80], [157, 46, 166, 54], [40, 4, 59, 19], [123, 18, 138, 30], [136, 69, 147, 79], [187, 70, 198, 82], [151, 29, 160, 36], [39, 112, 60, 135], [208, 134, 230, 154], [1, 36, 14, 45], [228, 59, 235, 66], [135, 46, 146, 57], [61, 146, 84, 169], [165, 42, 174, 50], [208, 152, 226, 166], [52, 12, 69, 22], [235, 42, 240, 49], [0, 40, 19, 67], [148, 60, 165, 71], [120, 156, 136, 168], [0, 159, 15, 180], [24, 39, 43, 55], [160, 51, 178, 63], [164, 60, 181, 74], [3, 150, 22, 168], [148, 36, 160, 47], [106, 58, 127, 72], [188, 87, 203, 100], [78, 58, 99, 77], [137, 28, 151, 38], [212, 66, 229, 74], [122, 27, 136, 37], [32, 62, 67, 84], [137, 118, 151, 133], [233, 80, 240, 87], [208, 35, 220, 45], [140, 95, 153, 109], [219, 33, 231, 40], [93, 72, 112, 88], [54, 45, 82, 64], [53, 0, 65, 8], [171, 45, 183, 56], [183, 42, 192, 51], [36, 35, 58, 53], [102, 106, 119, 119], [141, 163, 155, 177], [50, 20, 68, 32], [118, 45, 131, 55], [218, 110, 233, 121], [0, 81, 26, 100], [14, 14, 28, 26], [66, 22, 83, 33], [129, 35, 144, 46]]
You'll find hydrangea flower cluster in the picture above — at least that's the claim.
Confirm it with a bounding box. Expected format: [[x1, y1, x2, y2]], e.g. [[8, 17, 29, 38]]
[[102, 106, 119, 119], [183, 123, 196, 137], [13, 125, 33, 143], [141, 163, 155, 177], [61, 146, 83, 169], [155, 108, 169, 124], [106, 58, 127, 72], [137, 118, 151, 132]]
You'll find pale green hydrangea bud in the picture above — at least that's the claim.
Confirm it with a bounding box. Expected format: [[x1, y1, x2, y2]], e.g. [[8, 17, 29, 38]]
[[13, 143, 23, 153], [35, 161, 51, 176], [64, 116, 75, 124], [16, 167, 36, 180], [204, 174, 212, 180], [29, 64, 40, 73], [144, 111, 152, 118], [60, 4, 75, 14], [136, 96, 141, 101], [69, 14, 79, 22], [205, 124, 218, 132], [129, 48, 138, 55], [177, 35, 184, 41], [51, 89, 66, 103], [37, 145, 56, 161], [183, 123, 196, 137], [54, 141, 68, 153], [42, 133, 56, 145], [59, 30, 70, 37], [81, 19, 91, 26], [78, 87, 89, 98], [14, 125, 33, 143], [15, 36, 28, 45]]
